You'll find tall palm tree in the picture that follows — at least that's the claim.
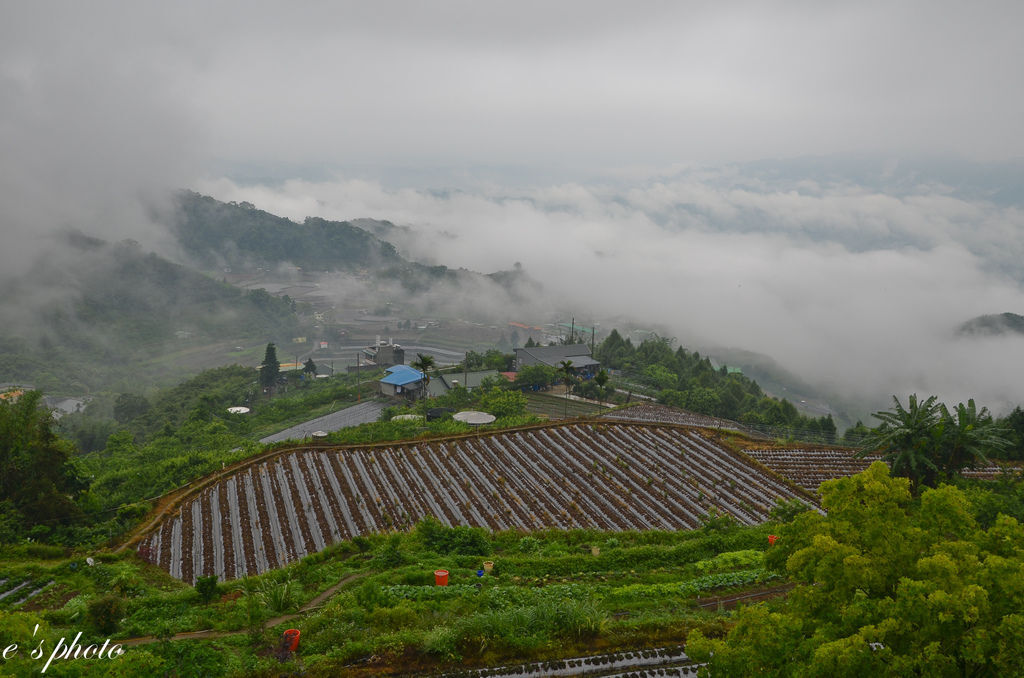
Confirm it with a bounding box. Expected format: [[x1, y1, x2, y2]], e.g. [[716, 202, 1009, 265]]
[[559, 359, 574, 418], [410, 353, 436, 397], [937, 399, 1011, 477], [856, 394, 942, 493]]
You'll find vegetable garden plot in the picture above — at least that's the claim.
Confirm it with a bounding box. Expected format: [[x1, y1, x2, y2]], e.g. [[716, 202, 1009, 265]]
[[138, 422, 812, 582]]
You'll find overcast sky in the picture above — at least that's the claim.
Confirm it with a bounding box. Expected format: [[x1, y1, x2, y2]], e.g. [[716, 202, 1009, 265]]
[[3, 1, 1024, 418], [4, 1, 1024, 182]]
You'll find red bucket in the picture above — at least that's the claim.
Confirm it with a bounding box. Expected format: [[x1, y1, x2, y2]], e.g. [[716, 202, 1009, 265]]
[[434, 569, 449, 586], [283, 629, 300, 652]]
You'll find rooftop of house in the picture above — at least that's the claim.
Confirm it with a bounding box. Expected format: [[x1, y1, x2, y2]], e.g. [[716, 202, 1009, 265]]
[[380, 364, 425, 386], [514, 343, 599, 368]]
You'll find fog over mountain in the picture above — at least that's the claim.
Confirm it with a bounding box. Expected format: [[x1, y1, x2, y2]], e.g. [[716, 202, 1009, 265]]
[[200, 158, 1024, 420], [3, 2, 1024, 420]]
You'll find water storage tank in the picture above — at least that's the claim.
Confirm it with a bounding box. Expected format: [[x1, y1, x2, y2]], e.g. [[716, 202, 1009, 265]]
[[453, 411, 497, 426]]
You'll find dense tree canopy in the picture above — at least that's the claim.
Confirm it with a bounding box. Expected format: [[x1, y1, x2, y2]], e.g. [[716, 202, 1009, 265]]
[[595, 331, 836, 442], [687, 463, 1024, 676], [0, 391, 85, 540]]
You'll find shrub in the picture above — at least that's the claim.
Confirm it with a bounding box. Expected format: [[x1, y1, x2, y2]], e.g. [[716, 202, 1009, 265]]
[[23, 543, 67, 560], [369, 604, 418, 631], [415, 517, 491, 556], [518, 536, 541, 553], [355, 581, 393, 611], [259, 577, 297, 614], [421, 625, 460, 660], [86, 594, 124, 634], [377, 534, 407, 568], [195, 575, 219, 603]]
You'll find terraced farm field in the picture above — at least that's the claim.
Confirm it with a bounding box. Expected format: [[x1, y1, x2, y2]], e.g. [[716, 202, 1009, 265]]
[[744, 446, 1018, 493], [603, 403, 752, 433], [524, 391, 609, 418], [742, 448, 883, 493], [136, 421, 810, 582]]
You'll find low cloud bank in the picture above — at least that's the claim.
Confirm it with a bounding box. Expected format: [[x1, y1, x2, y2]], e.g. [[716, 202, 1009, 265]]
[[200, 165, 1024, 420]]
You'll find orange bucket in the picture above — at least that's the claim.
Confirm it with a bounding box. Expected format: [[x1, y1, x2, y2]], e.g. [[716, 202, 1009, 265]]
[[283, 629, 300, 651], [434, 569, 449, 586]]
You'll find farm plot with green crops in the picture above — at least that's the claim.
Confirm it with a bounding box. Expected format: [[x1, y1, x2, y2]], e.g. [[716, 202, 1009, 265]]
[[0, 522, 788, 677], [523, 391, 609, 418]]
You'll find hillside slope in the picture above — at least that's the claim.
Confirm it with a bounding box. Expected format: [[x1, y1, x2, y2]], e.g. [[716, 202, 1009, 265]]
[[0, 234, 304, 392]]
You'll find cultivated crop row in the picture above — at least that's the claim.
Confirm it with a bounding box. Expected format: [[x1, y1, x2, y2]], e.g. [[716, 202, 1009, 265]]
[[138, 422, 811, 582], [743, 446, 1014, 493], [741, 448, 881, 493]]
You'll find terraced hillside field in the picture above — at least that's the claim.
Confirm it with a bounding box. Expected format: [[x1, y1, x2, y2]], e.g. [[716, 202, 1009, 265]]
[[603, 403, 752, 433], [742, 448, 883, 493], [744, 446, 1017, 493], [136, 422, 810, 582]]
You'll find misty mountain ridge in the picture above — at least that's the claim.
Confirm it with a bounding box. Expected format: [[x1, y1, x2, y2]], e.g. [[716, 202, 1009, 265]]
[[171, 190, 403, 272], [0, 193, 548, 394], [0, 233, 303, 393], [958, 312, 1024, 337], [170, 190, 541, 300]]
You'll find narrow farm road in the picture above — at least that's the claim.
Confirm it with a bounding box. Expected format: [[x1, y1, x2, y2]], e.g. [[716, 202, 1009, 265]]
[[118, 571, 368, 647]]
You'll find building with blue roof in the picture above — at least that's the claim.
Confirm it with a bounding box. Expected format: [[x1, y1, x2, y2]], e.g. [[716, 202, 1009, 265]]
[[378, 364, 426, 398]]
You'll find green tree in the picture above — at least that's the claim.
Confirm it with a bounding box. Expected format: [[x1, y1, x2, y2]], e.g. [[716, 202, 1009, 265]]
[[477, 389, 528, 418], [856, 394, 942, 492], [558, 359, 574, 417], [0, 391, 85, 537], [302, 357, 317, 376], [113, 393, 150, 424], [687, 462, 1024, 676], [642, 364, 678, 391], [936, 399, 1010, 478], [410, 353, 436, 391], [513, 364, 557, 391], [482, 349, 514, 372], [259, 343, 280, 391]]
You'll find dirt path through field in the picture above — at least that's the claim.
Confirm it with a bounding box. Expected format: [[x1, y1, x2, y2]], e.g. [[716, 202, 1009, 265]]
[[118, 571, 367, 647]]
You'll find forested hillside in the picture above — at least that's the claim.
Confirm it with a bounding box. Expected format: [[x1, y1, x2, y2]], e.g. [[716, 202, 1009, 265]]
[[171, 191, 402, 271], [0, 235, 305, 393], [595, 330, 839, 441]]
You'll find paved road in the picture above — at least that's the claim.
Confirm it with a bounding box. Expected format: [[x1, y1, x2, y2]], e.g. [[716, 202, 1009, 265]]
[[259, 400, 387, 443]]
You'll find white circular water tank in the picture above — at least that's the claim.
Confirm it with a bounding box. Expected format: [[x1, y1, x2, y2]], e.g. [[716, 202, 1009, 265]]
[[453, 411, 497, 426]]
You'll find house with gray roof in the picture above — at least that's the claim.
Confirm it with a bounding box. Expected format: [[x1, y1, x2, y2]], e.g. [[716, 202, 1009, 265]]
[[513, 344, 600, 378], [426, 370, 501, 397]]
